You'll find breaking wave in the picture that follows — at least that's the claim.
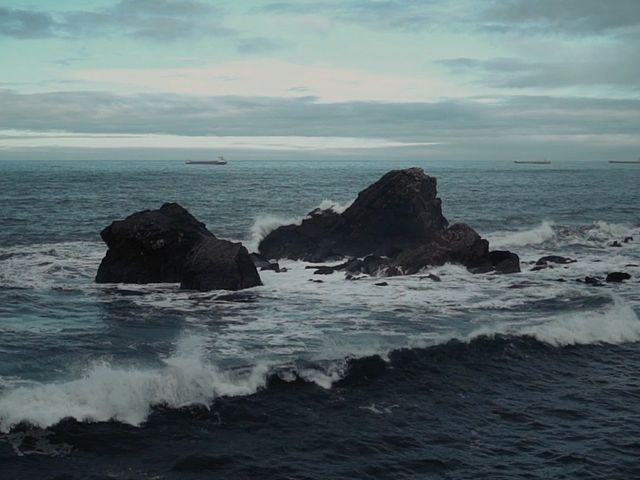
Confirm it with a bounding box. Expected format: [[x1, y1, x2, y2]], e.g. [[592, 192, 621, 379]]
[[2, 296, 638, 433], [246, 198, 352, 252], [466, 296, 640, 347], [488, 221, 556, 248]]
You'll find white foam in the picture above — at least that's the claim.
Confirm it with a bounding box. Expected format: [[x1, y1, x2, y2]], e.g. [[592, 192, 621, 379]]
[[315, 198, 353, 214], [585, 221, 636, 244], [488, 221, 556, 249], [246, 199, 352, 253], [0, 241, 104, 290], [467, 296, 640, 347], [0, 336, 271, 432], [246, 214, 302, 253]]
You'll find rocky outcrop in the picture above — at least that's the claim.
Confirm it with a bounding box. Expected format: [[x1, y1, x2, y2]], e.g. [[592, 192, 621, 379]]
[[258, 168, 519, 275], [96, 203, 261, 291], [259, 168, 448, 262]]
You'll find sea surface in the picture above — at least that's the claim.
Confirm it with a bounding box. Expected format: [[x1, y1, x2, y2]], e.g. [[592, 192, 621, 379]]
[[0, 158, 639, 479]]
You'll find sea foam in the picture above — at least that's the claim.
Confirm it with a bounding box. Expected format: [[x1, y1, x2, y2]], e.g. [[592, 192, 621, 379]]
[[467, 296, 640, 347]]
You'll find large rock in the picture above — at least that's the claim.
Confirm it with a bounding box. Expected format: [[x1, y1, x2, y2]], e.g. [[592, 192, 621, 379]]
[[96, 203, 261, 291], [259, 168, 448, 261], [181, 238, 262, 291], [259, 168, 520, 275]]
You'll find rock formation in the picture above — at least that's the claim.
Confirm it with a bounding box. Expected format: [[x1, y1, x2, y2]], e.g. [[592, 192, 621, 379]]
[[259, 168, 520, 275], [96, 203, 261, 291]]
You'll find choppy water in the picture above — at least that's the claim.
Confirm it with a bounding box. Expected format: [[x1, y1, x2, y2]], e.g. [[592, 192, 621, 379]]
[[0, 158, 639, 479]]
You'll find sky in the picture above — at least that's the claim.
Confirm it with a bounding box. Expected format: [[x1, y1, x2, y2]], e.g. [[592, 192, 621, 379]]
[[1, 0, 639, 161]]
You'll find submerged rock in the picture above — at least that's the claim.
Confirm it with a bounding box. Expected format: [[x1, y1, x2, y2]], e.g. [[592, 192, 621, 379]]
[[258, 168, 520, 275], [96, 203, 261, 291], [606, 272, 631, 283], [536, 255, 576, 265], [583, 276, 604, 287]]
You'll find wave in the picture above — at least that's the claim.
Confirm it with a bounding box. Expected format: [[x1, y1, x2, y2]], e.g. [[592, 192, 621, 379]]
[[488, 221, 556, 248], [0, 241, 103, 290], [465, 296, 640, 347], [315, 198, 353, 214], [488, 220, 638, 250], [247, 214, 302, 253], [2, 297, 638, 432], [246, 199, 352, 252]]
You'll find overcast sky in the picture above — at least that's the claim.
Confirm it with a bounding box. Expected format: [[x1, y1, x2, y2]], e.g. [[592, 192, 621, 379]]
[[1, 0, 639, 161]]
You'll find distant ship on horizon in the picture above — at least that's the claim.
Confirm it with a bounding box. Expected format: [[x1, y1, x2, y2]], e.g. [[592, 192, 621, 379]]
[[609, 157, 640, 164], [514, 159, 551, 165], [185, 155, 227, 165]]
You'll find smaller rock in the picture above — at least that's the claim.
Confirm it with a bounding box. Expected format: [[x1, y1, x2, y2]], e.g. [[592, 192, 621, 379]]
[[314, 266, 335, 275], [374, 282, 389, 286], [308, 279, 324, 283], [278, 267, 289, 273], [345, 273, 362, 281], [536, 255, 576, 265], [181, 238, 262, 292], [623, 236, 633, 243], [260, 262, 280, 273], [489, 251, 521, 274], [606, 272, 631, 283], [610, 241, 622, 247]]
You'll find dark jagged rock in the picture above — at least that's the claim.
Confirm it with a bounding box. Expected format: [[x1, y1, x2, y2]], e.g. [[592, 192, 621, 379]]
[[610, 241, 622, 247], [606, 272, 631, 283], [623, 236, 633, 243], [96, 203, 261, 291], [181, 238, 262, 291], [258, 168, 520, 275], [259, 168, 448, 261], [536, 255, 576, 266]]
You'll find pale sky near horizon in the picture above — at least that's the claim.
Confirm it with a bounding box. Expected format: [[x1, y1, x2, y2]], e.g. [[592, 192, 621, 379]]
[[1, 0, 639, 161]]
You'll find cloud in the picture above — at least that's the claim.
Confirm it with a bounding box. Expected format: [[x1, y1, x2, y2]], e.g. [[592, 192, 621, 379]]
[[0, 7, 57, 38], [67, 59, 463, 102], [257, 0, 640, 37], [236, 37, 285, 54], [257, 0, 451, 32], [1, 89, 639, 160], [1, 88, 638, 141], [484, 0, 640, 35], [438, 45, 640, 90], [0, 1, 233, 41]]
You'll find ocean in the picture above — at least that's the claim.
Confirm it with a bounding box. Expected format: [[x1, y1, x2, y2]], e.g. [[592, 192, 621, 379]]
[[0, 158, 639, 479]]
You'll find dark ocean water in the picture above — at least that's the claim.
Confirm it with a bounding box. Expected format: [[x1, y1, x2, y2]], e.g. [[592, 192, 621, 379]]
[[0, 158, 639, 479]]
